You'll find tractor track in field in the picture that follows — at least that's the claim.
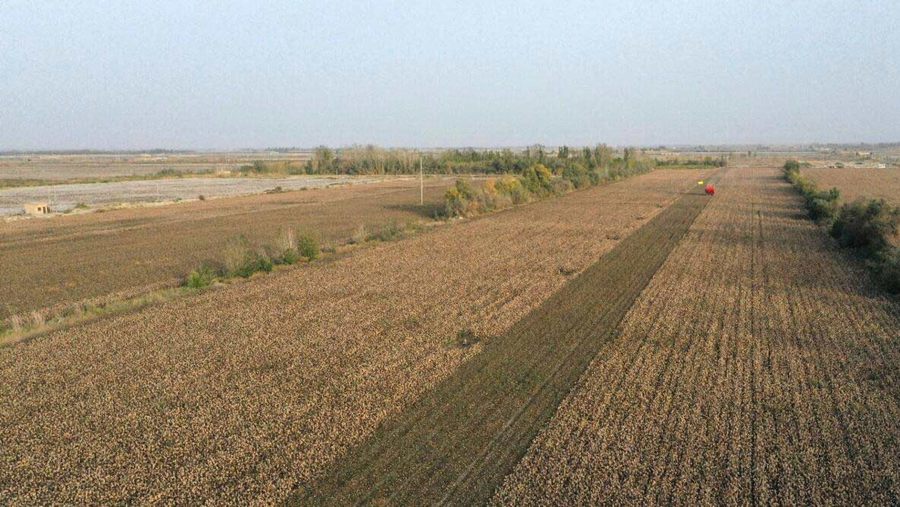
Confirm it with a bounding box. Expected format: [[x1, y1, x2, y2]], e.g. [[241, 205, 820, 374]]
[[289, 176, 718, 506]]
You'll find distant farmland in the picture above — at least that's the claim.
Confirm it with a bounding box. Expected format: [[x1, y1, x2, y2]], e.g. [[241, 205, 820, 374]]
[[0, 152, 311, 181], [802, 167, 900, 205], [0, 177, 452, 319], [0, 175, 371, 216]]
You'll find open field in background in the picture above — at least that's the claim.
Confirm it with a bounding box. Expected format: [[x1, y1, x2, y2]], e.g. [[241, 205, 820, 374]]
[[0, 175, 379, 216], [0, 152, 312, 181], [494, 164, 900, 504], [0, 169, 711, 504], [0, 177, 454, 320], [802, 167, 900, 206]]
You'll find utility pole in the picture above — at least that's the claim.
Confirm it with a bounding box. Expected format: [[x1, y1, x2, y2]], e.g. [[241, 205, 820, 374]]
[[419, 156, 424, 206]]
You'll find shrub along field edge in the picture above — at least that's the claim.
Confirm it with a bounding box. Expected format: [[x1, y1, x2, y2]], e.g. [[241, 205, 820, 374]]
[[783, 159, 900, 293], [443, 159, 654, 219], [0, 218, 426, 346]]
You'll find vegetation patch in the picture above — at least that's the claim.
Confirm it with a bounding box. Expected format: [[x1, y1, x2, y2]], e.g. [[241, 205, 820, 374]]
[[784, 159, 900, 293], [184, 263, 218, 289], [442, 152, 656, 219], [296, 233, 320, 261]]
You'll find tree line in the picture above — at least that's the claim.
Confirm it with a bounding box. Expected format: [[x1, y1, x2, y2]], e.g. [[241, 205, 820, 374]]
[[241, 144, 656, 177]]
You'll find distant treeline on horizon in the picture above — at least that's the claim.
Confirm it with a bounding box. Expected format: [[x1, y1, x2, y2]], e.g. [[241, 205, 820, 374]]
[[238, 145, 726, 177], [3, 141, 900, 158]]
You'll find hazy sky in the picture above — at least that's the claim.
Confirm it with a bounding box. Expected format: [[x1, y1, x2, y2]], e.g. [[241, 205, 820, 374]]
[[1, 1, 898, 150]]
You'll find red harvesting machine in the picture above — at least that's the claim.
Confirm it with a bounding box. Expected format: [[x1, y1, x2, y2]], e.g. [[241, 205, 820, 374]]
[[705, 184, 716, 196]]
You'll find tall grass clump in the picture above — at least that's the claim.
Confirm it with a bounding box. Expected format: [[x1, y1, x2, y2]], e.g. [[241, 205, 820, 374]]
[[182, 228, 324, 290], [185, 263, 218, 289], [350, 224, 369, 244], [297, 233, 320, 260], [273, 228, 301, 264], [222, 236, 273, 278]]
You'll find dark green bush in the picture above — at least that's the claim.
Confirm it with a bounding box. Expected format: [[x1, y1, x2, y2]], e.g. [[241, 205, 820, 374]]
[[874, 249, 900, 294], [232, 250, 273, 278], [830, 199, 899, 255], [222, 238, 274, 278], [808, 197, 839, 221], [805, 187, 840, 221], [281, 248, 300, 265], [521, 164, 554, 195]]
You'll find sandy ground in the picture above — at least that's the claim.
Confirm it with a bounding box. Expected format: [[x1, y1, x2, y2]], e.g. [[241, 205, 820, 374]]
[[0, 175, 380, 216], [0, 153, 311, 181]]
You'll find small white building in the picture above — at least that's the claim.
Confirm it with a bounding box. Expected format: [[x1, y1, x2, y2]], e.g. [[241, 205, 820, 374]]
[[24, 202, 51, 215]]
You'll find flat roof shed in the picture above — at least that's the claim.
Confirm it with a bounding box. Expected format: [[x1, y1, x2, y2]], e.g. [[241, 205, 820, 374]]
[[24, 202, 51, 215]]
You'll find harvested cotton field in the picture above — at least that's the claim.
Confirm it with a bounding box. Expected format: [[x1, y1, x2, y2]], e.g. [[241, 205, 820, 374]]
[[0, 176, 452, 320], [802, 167, 900, 205], [492, 165, 900, 505], [0, 169, 711, 504]]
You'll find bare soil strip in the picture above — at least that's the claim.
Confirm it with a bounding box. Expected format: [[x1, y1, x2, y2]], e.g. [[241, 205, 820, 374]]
[[291, 183, 715, 505]]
